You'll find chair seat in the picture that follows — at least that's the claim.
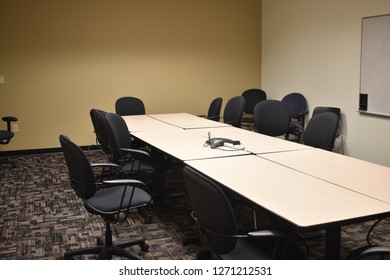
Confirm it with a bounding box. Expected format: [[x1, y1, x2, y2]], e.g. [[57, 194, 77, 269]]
[[85, 186, 152, 214], [220, 237, 305, 260], [0, 130, 14, 141], [121, 158, 157, 174]]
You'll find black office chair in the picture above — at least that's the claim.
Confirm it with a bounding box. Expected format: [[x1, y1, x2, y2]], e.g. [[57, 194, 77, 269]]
[[115, 96, 146, 116], [205, 97, 223, 121], [183, 166, 306, 260], [223, 96, 246, 128], [59, 134, 151, 259], [0, 116, 17, 145], [312, 107, 343, 154], [241, 89, 267, 129], [0, 116, 18, 165], [281, 93, 309, 141], [253, 100, 291, 137], [302, 111, 339, 151], [103, 113, 164, 207]]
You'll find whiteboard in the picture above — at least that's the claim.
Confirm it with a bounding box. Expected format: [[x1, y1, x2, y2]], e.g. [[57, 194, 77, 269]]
[[359, 14, 390, 117]]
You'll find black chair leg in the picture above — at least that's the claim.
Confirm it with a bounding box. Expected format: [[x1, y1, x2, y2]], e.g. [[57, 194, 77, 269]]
[[138, 207, 152, 224]]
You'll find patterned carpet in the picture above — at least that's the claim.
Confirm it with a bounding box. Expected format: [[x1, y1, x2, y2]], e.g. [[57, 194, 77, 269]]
[[0, 150, 388, 260]]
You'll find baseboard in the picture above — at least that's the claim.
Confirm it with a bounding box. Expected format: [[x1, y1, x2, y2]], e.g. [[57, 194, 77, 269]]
[[0, 145, 100, 156]]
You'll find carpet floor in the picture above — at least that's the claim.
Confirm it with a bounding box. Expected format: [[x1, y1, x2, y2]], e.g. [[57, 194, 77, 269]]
[[0, 150, 388, 260]]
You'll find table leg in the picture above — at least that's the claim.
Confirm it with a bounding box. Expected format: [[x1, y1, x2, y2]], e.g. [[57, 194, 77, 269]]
[[325, 226, 341, 259]]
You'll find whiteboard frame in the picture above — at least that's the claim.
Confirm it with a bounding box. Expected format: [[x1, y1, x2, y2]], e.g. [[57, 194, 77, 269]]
[[359, 13, 390, 117]]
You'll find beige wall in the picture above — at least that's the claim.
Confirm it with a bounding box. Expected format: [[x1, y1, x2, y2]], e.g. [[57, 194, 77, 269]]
[[262, 0, 390, 166], [0, 0, 262, 151]]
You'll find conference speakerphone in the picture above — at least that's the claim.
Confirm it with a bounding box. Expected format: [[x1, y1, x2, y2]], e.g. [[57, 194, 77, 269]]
[[204, 132, 245, 150]]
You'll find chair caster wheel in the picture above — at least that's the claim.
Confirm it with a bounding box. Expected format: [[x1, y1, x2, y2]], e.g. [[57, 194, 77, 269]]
[[141, 243, 149, 252]]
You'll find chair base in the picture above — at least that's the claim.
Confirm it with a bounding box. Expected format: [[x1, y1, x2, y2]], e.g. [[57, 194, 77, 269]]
[[64, 238, 149, 260]]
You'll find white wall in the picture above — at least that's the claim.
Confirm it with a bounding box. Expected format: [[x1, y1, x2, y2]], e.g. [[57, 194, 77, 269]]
[[262, 0, 390, 166]]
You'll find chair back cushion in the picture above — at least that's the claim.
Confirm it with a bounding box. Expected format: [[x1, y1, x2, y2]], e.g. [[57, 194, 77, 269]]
[[207, 97, 223, 121], [59, 135, 96, 199], [104, 113, 132, 161], [254, 100, 290, 136], [223, 96, 246, 127], [115, 96, 145, 116], [303, 112, 339, 150], [90, 109, 110, 154], [242, 89, 267, 114], [183, 166, 237, 255], [281, 92, 307, 119]]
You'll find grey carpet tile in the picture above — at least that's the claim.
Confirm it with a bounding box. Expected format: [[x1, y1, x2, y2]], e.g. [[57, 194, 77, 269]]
[[0, 150, 388, 260]]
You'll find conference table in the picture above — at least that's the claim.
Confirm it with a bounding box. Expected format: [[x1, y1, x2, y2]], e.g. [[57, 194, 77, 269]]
[[122, 113, 390, 259]]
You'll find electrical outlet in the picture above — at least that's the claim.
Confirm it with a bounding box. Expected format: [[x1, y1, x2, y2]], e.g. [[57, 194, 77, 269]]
[[12, 123, 19, 133]]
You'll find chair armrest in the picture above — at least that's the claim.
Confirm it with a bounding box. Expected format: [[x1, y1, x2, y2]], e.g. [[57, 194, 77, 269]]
[[248, 229, 282, 237], [299, 110, 309, 117], [120, 147, 152, 158], [2, 116, 18, 131], [91, 162, 127, 185], [102, 178, 148, 189], [91, 162, 121, 169]]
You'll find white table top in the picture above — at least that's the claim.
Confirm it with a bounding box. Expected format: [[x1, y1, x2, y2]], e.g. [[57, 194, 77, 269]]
[[122, 115, 179, 132], [149, 113, 230, 129], [260, 148, 390, 204], [132, 128, 249, 161], [189, 126, 312, 154], [185, 155, 390, 228]]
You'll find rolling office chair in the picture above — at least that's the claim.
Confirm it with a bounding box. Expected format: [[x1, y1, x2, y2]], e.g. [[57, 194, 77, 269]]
[[0, 116, 17, 145], [301, 111, 339, 151], [198, 97, 223, 122], [0, 116, 18, 165], [102, 113, 164, 217], [183, 166, 306, 260], [223, 96, 246, 128], [115, 96, 146, 116], [241, 89, 267, 129], [253, 100, 291, 137], [281, 93, 309, 142], [59, 134, 151, 259]]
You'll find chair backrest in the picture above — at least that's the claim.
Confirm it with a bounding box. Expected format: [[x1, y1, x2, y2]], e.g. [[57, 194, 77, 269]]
[[302, 112, 339, 150], [183, 166, 237, 255], [104, 112, 133, 162], [312, 106, 341, 136], [59, 135, 96, 199], [253, 100, 290, 137], [206, 97, 223, 121], [242, 89, 267, 115], [281, 92, 308, 120], [90, 109, 111, 155], [115, 96, 145, 116], [223, 96, 246, 128]]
